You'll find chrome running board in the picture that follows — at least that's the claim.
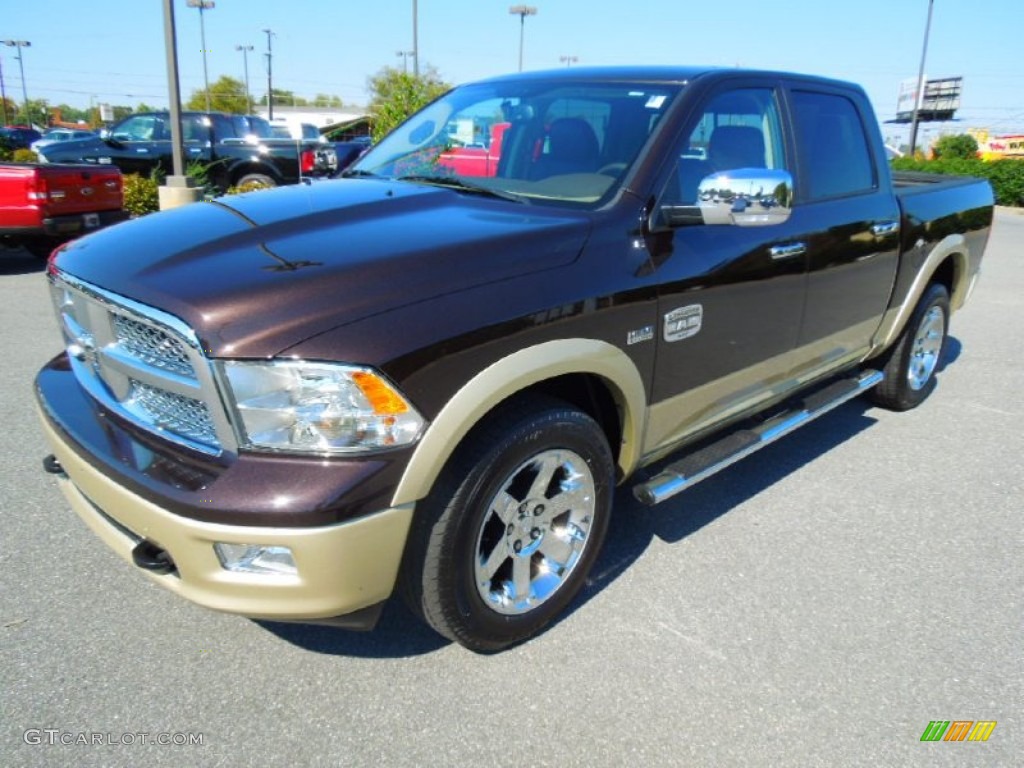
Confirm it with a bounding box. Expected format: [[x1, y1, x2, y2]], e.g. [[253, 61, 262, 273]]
[[633, 370, 884, 506]]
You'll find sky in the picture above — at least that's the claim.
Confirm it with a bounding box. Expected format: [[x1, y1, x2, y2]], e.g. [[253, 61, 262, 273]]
[[2, 0, 1021, 145]]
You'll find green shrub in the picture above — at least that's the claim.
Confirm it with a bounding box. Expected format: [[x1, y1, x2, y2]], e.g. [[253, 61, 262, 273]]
[[0, 136, 13, 161], [891, 156, 1024, 207], [932, 134, 979, 160], [12, 148, 38, 163], [122, 173, 160, 217]]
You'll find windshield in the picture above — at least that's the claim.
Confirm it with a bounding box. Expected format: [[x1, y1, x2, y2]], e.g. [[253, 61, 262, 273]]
[[352, 79, 683, 208]]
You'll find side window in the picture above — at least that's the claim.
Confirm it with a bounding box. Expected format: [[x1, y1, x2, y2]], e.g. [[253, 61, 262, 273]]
[[672, 88, 785, 204], [181, 115, 207, 143], [113, 115, 164, 142], [791, 91, 875, 200]]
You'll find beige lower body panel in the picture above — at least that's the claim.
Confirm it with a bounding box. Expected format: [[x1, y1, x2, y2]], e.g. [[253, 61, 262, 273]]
[[39, 411, 414, 622]]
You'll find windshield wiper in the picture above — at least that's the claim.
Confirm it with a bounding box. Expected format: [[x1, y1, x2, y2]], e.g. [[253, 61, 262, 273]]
[[397, 175, 529, 204]]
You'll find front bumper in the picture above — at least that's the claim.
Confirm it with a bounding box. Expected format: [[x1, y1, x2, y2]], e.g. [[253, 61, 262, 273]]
[[38, 407, 414, 626]]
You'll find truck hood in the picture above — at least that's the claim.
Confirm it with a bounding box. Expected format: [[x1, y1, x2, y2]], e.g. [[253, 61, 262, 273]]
[[53, 179, 592, 357]]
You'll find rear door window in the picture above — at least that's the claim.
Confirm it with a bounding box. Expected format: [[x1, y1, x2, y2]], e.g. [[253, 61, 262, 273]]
[[790, 90, 876, 200]]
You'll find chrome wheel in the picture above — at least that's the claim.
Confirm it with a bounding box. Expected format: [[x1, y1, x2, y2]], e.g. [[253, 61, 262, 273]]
[[907, 305, 945, 391], [473, 449, 596, 616]]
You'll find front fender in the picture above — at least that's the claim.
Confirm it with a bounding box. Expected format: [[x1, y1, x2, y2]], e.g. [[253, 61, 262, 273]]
[[390, 338, 647, 507]]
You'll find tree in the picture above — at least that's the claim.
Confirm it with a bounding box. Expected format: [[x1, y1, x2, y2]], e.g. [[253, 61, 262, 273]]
[[186, 75, 249, 114], [0, 96, 18, 123], [257, 88, 305, 108], [933, 134, 979, 160], [313, 93, 343, 108], [367, 65, 450, 142]]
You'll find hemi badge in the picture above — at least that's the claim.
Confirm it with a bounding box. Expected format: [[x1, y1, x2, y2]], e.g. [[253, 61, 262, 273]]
[[627, 325, 654, 345], [664, 304, 703, 342]]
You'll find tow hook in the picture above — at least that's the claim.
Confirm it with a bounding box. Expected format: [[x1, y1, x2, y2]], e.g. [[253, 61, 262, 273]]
[[131, 541, 176, 575], [42, 454, 65, 476]]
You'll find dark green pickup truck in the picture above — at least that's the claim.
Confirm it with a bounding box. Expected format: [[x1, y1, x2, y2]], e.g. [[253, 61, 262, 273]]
[[37, 67, 993, 651], [36, 111, 337, 191]]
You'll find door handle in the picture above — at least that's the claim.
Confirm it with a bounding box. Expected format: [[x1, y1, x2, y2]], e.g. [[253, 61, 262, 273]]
[[769, 243, 807, 260], [871, 221, 899, 237]]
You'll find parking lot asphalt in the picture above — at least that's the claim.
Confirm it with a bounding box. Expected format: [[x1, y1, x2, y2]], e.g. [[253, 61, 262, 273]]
[[1, 210, 1021, 767]]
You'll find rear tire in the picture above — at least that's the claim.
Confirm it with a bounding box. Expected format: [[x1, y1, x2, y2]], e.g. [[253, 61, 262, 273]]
[[870, 283, 950, 411], [400, 397, 614, 652]]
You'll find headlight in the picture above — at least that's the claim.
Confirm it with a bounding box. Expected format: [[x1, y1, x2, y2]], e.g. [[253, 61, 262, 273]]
[[221, 360, 425, 454]]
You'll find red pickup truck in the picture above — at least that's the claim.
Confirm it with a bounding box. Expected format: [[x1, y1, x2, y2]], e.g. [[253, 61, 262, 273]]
[[0, 163, 127, 257], [438, 122, 509, 176]]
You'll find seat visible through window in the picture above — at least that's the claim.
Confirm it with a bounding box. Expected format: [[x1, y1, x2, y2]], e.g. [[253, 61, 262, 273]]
[[708, 125, 766, 170], [530, 117, 600, 179]]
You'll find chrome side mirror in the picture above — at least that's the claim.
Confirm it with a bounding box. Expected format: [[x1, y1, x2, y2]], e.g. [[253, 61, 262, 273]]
[[696, 168, 793, 226], [660, 168, 794, 228]]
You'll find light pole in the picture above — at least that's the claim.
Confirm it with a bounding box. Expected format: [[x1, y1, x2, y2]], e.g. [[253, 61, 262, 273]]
[[262, 28, 275, 119], [909, 0, 935, 157], [412, 0, 419, 77], [559, 55, 578, 67], [236, 44, 254, 114], [509, 6, 537, 72], [2, 41, 31, 126], [186, 1, 215, 113], [396, 50, 414, 74], [0, 54, 7, 125]]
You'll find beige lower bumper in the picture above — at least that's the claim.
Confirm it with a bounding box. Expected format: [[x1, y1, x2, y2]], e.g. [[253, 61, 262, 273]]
[[39, 411, 414, 622]]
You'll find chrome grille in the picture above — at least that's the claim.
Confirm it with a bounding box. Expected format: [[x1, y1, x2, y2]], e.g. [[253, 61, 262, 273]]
[[50, 272, 232, 455], [113, 314, 194, 378], [128, 380, 218, 446]]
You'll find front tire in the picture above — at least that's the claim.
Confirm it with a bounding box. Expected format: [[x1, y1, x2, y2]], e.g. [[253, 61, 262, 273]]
[[401, 397, 614, 652], [870, 283, 950, 411]]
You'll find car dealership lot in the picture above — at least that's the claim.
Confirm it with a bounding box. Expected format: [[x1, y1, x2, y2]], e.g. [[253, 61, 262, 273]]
[[2, 210, 1021, 767]]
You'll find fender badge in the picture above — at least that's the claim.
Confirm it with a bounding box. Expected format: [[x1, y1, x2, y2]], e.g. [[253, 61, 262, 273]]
[[664, 304, 703, 342], [627, 325, 654, 345]]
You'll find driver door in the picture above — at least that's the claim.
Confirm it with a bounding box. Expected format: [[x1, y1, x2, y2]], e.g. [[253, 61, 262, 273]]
[[645, 83, 811, 453]]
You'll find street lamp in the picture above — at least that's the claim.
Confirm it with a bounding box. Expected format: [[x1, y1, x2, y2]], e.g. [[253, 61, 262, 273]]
[[2, 41, 31, 126], [0, 54, 8, 125], [412, 0, 419, 77], [509, 6, 537, 73], [559, 55, 578, 67], [909, 0, 935, 156], [186, 0, 215, 112], [236, 44, 254, 114], [262, 28, 275, 119], [396, 50, 414, 74]]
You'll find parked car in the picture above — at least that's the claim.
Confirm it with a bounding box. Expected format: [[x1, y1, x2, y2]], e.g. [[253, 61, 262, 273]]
[[1, 162, 126, 256], [37, 67, 993, 651], [0, 125, 43, 150], [31, 128, 96, 153], [36, 112, 336, 191], [332, 134, 372, 172], [269, 119, 325, 143]]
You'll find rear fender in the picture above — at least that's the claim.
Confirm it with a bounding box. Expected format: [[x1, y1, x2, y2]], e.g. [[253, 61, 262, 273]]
[[871, 233, 970, 355]]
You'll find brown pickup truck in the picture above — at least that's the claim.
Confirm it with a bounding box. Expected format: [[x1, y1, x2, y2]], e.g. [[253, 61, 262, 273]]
[[0, 163, 126, 257], [36, 67, 993, 651]]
